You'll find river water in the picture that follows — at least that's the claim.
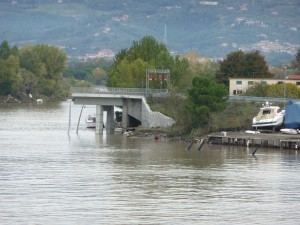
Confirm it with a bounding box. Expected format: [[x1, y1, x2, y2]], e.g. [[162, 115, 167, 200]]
[[0, 101, 299, 225]]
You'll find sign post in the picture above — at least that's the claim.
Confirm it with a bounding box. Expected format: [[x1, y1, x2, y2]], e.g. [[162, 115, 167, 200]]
[[146, 69, 170, 91]]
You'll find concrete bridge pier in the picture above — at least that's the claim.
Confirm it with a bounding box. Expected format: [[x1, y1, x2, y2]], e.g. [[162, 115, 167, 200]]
[[104, 106, 115, 134], [122, 99, 128, 131], [96, 105, 104, 134], [71, 87, 175, 133]]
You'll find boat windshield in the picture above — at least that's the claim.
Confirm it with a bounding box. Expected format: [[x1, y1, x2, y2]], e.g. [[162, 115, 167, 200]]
[[262, 109, 272, 115]]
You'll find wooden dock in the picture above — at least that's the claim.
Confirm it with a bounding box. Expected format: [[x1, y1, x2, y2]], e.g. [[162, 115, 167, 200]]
[[208, 131, 300, 150]]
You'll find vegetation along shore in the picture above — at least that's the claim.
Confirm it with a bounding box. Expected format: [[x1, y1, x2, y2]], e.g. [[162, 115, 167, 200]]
[[1, 37, 300, 138]]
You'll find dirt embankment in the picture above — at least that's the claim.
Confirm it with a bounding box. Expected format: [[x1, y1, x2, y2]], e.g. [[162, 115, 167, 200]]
[[128, 127, 202, 143]]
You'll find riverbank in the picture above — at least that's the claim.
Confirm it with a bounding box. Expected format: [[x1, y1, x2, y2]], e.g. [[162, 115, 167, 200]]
[[0, 93, 42, 104], [0, 93, 67, 104]]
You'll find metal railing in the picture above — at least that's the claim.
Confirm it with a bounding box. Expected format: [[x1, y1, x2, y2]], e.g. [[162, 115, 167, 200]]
[[71, 87, 299, 103], [71, 86, 168, 97], [229, 95, 300, 103]]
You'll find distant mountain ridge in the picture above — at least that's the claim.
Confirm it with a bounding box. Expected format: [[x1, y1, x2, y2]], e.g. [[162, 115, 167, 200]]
[[0, 0, 299, 65]]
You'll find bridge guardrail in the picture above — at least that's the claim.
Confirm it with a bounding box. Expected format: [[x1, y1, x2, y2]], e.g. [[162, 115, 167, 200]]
[[229, 95, 299, 103], [71, 87, 299, 103], [70, 87, 168, 96]]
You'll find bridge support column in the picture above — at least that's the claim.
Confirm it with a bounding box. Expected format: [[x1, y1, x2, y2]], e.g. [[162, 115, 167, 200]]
[[96, 105, 104, 134], [122, 98, 128, 131], [104, 106, 115, 134]]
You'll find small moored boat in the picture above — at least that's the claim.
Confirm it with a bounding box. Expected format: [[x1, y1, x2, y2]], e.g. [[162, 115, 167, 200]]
[[86, 115, 96, 128], [280, 128, 300, 135]]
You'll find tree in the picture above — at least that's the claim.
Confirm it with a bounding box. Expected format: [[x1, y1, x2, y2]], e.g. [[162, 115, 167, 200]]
[[266, 83, 300, 99], [31, 44, 66, 80], [86, 67, 107, 84], [108, 58, 150, 88], [184, 76, 228, 129], [245, 83, 300, 99], [216, 50, 273, 86], [292, 49, 300, 72], [0, 55, 19, 95], [244, 83, 268, 97], [19, 45, 43, 78], [19, 44, 67, 97], [0, 41, 19, 95], [0, 40, 68, 99], [107, 36, 192, 90], [0, 40, 11, 60], [170, 55, 191, 89], [14, 68, 38, 95]]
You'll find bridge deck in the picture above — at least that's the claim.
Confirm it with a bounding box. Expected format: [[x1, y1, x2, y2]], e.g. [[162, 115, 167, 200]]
[[71, 87, 168, 97]]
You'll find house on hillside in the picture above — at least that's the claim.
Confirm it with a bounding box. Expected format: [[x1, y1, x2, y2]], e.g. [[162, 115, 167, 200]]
[[286, 75, 300, 80], [229, 76, 300, 96]]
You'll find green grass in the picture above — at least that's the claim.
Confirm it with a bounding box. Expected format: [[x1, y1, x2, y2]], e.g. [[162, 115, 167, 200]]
[[147, 96, 265, 138]]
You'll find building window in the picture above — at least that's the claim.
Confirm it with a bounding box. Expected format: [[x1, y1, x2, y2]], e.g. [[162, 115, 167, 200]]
[[236, 80, 242, 85], [260, 81, 267, 85], [278, 81, 283, 84], [296, 82, 300, 86], [233, 89, 243, 95], [248, 81, 254, 85]]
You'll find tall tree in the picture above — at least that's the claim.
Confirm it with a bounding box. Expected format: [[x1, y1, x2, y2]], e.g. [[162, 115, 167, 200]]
[[19, 44, 67, 96], [86, 67, 107, 85], [32, 44, 66, 80], [0, 40, 11, 60], [19, 45, 43, 77], [0, 41, 19, 95], [216, 50, 273, 86], [107, 36, 192, 90], [292, 49, 300, 72], [184, 76, 227, 128]]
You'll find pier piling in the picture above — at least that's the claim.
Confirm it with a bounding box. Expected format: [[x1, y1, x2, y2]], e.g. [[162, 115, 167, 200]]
[[208, 132, 300, 150]]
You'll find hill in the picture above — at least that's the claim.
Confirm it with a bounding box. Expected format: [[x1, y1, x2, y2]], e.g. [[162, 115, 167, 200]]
[[0, 0, 299, 65]]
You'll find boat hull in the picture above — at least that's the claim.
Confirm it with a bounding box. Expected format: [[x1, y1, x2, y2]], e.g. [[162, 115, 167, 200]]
[[252, 118, 284, 130], [280, 128, 299, 135], [252, 103, 284, 131], [86, 115, 96, 128], [86, 122, 96, 128]]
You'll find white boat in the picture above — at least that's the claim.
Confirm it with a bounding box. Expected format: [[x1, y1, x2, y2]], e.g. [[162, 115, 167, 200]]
[[245, 130, 260, 134], [115, 127, 122, 132], [252, 102, 285, 131], [280, 128, 300, 135], [86, 115, 96, 128]]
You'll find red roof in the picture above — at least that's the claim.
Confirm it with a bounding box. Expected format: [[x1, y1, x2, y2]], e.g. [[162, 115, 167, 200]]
[[287, 75, 300, 80]]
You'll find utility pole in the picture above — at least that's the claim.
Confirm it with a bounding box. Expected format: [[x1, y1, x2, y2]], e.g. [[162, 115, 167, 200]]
[[284, 65, 287, 107], [163, 24, 167, 46]]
